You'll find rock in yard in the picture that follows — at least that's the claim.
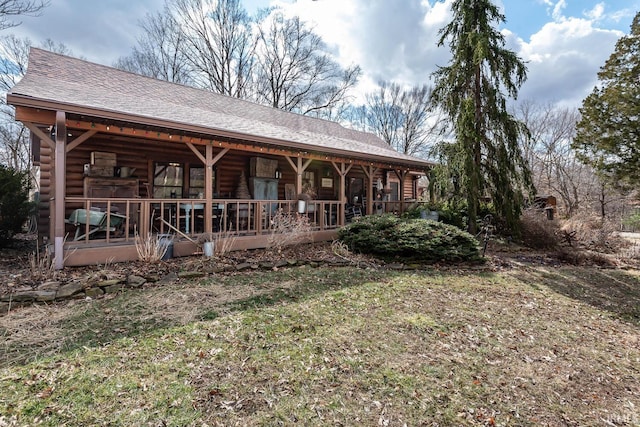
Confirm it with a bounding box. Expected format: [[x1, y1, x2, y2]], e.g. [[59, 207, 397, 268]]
[[274, 260, 289, 269], [3, 291, 36, 302], [104, 284, 123, 294], [97, 279, 121, 288], [127, 275, 146, 287], [37, 281, 61, 291], [35, 290, 56, 302], [235, 263, 252, 271], [178, 271, 206, 279], [158, 272, 178, 284], [85, 287, 104, 298], [56, 281, 85, 299]]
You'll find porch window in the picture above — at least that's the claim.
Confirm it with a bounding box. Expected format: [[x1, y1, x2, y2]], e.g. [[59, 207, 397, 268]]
[[153, 163, 216, 198], [187, 166, 216, 198], [154, 162, 183, 198], [390, 182, 399, 201]]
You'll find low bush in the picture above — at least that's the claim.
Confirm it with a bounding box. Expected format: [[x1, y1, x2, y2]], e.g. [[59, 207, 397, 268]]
[[338, 214, 481, 262], [562, 212, 625, 253], [411, 200, 498, 232], [519, 208, 561, 250], [266, 209, 313, 253]]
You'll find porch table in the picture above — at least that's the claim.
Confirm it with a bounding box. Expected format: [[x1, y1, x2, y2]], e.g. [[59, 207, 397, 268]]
[[180, 203, 204, 233]]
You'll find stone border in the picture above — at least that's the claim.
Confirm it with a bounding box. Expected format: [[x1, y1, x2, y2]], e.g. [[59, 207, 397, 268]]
[[0, 258, 358, 315]]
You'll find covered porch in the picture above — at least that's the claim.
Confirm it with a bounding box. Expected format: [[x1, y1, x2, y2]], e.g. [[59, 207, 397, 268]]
[[21, 110, 426, 268]]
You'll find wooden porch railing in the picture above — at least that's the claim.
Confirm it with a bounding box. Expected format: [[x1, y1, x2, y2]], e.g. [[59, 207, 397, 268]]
[[60, 197, 418, 245], [63, 197, 345, 243]]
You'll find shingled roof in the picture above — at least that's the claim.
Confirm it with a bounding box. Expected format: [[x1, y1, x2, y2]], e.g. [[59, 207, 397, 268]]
[[8, 48, 433, 169]]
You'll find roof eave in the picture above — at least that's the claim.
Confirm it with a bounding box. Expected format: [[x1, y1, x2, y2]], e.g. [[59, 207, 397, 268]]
[[7, 93, 434, 170]]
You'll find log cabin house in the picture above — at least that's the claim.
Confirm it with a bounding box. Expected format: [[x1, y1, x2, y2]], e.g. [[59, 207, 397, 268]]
[[8, 48, 434, 268]]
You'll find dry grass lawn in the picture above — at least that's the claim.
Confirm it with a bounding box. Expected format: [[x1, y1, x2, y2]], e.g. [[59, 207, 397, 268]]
[[1, 263, 639, 426]]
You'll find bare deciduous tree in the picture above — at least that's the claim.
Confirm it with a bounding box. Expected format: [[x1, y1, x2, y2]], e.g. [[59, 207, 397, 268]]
[[514, 100, 632, 219], [114, 8, 191, 84], [0, 0, 48, 31], [0, 36, 70, 173], [359, 81, 446, 157], [253, 11, 360, 117], [172, 0, 255, 97], [515, 100, 589, 216], [0, 35, 33, 171]]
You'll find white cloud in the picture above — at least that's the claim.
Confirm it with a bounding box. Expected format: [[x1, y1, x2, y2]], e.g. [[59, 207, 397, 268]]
[[10, 0, 165, 64], [585, 3, 605, 21], [273, 0, 454, 99], [279, 0, 629, 108], [511, 16, 623, 107], [551, 0, 568, 22]]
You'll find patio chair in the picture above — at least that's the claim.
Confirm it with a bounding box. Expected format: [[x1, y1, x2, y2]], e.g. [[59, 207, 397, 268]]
[[345, 205, 362, 222]]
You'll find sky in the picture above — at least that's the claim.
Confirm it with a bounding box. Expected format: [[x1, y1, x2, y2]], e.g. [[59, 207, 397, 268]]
[[6, 0, 640, 109]]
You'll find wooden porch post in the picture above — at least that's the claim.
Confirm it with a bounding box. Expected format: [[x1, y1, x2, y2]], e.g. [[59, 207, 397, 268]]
[[187, 143, 229, 234], [296, 157, 303, 194], [361, 165, 378, 216], [204, 145, 213, 232], [394, 169, 409, 212], [331, 161, 353, 226], [285, 156, 312, 195], [54, 111, 66, 270]]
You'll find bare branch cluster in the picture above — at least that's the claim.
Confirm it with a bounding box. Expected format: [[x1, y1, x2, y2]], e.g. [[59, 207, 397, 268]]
[[115, 1, 360, 120], [266, 209, 313, 253], [351, 81, 447, 158], [0, 35, 70, 175], [134, 233, 169, 263], [0, 0, 49, 31], [515, 100, 635, 221]]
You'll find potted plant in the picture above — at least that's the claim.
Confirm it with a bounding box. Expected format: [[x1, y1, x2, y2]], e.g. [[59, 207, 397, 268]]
[[197, 232, 216, 257], [420, 201, 440, 221]]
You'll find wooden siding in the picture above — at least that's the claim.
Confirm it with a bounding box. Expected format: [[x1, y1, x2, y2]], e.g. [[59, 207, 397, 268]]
[[404, 175, 416, 199], [39, 143, 52, 242]]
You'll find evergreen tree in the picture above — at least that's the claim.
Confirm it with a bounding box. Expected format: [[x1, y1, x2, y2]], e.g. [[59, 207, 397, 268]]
[[430, 0, 533, 234], [573, 12, 640, 186], [0, 165, 31, 246]]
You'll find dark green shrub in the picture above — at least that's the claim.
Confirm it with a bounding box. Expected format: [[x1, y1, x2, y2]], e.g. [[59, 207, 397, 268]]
[[623, 213, 640, 232], [338, 214, 481, 263], [428, 200, 500, 233], [435, 201, 466, 229], [0, 165, 32, 247]]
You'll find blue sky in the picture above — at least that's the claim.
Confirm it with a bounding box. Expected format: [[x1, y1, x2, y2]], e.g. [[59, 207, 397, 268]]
[[501, 0, 634, 37], [6, 0, 639, 108]]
